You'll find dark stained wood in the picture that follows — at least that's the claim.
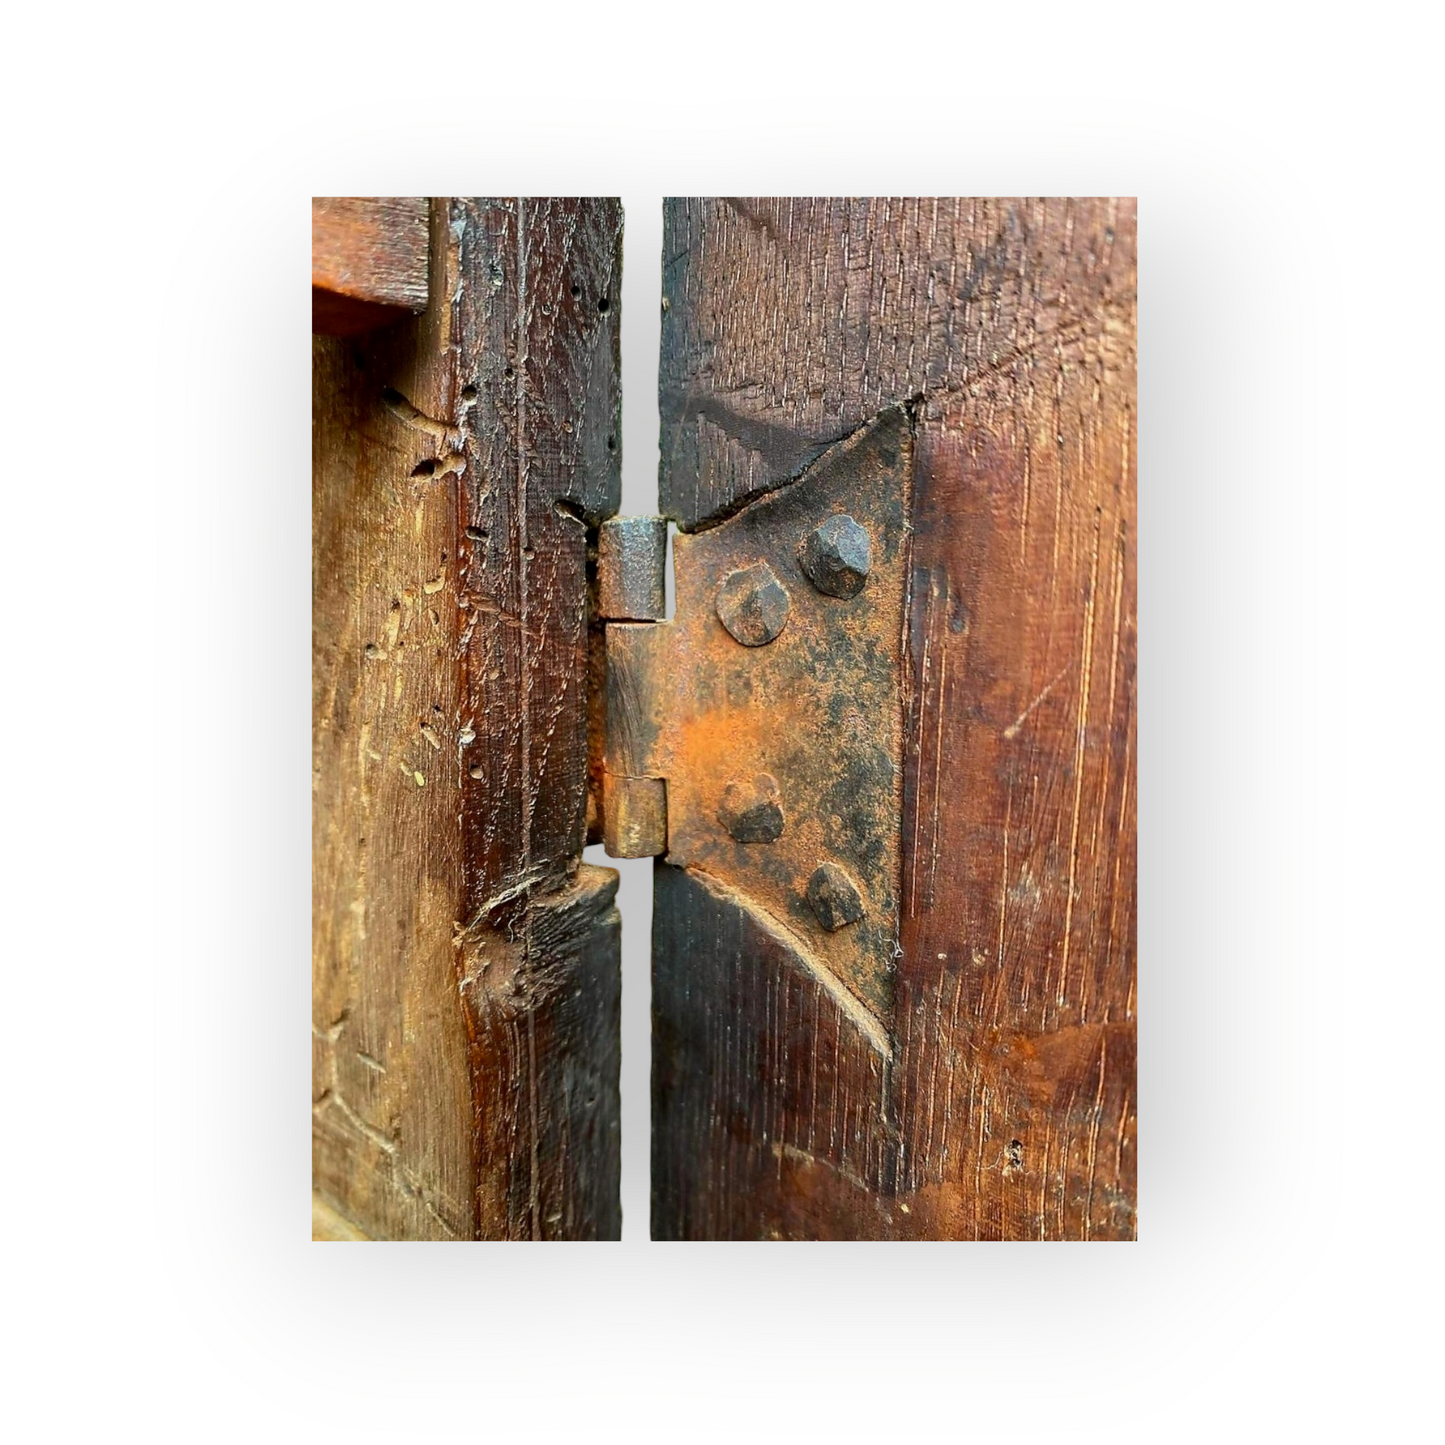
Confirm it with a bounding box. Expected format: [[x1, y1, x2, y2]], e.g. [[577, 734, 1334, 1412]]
[[312, 196, 430, 335], [652, 197, 1136, 1239], [313, 198, 623, 1239], [653, 867, 896, 1238]]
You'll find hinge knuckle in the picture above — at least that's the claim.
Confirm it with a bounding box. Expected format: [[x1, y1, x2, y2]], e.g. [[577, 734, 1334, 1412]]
[[598, 516, 666, 622], [601, 566, 668, 858], [602, 774, 666, 858]]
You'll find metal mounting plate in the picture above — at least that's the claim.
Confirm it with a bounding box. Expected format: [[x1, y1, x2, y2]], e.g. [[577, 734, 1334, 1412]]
[[605, 408, 912, 1024]]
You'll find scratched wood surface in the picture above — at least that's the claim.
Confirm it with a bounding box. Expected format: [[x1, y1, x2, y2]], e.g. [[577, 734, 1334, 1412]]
[[653, 197, 1136, 1239], [313, 197, 624, 1239]]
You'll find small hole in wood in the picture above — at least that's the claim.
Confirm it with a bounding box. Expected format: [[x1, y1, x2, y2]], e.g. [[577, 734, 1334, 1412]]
[[465, 526, 487, 541], [504, 365, 515, 379], [597, 296, 610, 314], [570, 283, 582, 299], [606, 436, 616, 452], [411, 459, 437, 477], [460, 384, 478, 402]]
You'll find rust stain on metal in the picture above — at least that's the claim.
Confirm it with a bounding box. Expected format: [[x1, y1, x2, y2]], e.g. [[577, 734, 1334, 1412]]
[[603, 408, 912, 1021]]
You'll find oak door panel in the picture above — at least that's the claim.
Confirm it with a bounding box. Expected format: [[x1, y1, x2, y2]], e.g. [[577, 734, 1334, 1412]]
[[313, 198, 624, 1240], [652, 197, 1136, 1240]]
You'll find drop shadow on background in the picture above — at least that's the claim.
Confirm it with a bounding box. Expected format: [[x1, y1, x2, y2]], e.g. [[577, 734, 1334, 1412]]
[[144, 156, 1351, 1437]]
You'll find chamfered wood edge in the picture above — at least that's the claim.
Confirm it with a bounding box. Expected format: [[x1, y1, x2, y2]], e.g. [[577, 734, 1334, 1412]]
[[312, 196, 429, 335]]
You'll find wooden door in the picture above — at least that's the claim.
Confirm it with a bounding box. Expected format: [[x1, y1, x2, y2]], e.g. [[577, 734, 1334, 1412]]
[[312, 198, 624, 1240], [313, 196, 1136, 1242], [649, 198, 1137, 1240]]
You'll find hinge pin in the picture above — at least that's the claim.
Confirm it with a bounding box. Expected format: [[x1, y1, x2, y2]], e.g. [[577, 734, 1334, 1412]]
[[806, 862, 866, 931], [715, 560, 790, 646], [798, 513, 871, 598], [718, 774, 785, 843]]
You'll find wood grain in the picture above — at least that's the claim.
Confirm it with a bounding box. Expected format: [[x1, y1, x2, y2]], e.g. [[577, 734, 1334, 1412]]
[[313, 198, 624, 1239], [312, 197, 430, 335], [652, 866, 896, 1239], [653, 197, 1136, 1239], [312, 1193, 370, 1240]]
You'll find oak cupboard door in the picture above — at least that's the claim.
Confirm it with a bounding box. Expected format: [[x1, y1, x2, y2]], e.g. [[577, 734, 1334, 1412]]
[[312, 198, 623, 1240], [648, 198, 1136, 1241], [313, 195, 1137, 1243]]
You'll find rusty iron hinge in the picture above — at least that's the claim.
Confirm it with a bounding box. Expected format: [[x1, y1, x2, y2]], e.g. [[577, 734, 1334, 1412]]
[[595, 409, 912, 1021]]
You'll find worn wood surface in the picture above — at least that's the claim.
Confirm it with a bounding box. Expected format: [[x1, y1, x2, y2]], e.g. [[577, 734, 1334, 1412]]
[[313, 197, 624, 1239], [653, 197, 1136, 1239], [312, 196, 430, 335], [312, 1192, 370, 1240]]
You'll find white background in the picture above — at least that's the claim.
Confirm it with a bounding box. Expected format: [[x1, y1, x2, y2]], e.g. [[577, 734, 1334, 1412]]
[[2, 1, 1435, 1439]]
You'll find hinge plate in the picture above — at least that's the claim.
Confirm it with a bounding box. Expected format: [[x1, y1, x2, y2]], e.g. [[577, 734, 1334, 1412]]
[[602, 408, 912, 1023]]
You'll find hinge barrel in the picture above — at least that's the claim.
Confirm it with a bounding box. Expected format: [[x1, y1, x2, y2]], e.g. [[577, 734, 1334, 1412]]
[[599, 519, 669, 857], [598, 516, 666, 622]]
